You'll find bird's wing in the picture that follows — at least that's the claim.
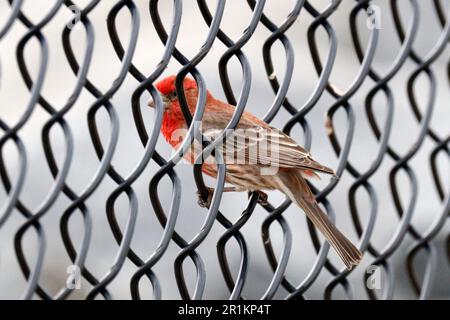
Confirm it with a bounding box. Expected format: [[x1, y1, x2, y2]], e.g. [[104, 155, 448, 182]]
[[202, 125, 335, 174]]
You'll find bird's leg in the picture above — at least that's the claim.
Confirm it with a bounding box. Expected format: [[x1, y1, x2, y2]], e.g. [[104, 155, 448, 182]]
[[248, 190, 269, 206], [196, 187, 239, 208]]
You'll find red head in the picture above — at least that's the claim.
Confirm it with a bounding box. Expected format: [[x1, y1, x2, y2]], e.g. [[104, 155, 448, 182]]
[[148, 75, 202, 143], [155, 75, 198, 95], [148, 75, 199, 110]]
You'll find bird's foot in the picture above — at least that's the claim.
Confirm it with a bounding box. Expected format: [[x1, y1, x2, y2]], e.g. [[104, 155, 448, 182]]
[[197, 186, 240, 208], [248, 190, 269, 206], [197, 187, 214, 209]]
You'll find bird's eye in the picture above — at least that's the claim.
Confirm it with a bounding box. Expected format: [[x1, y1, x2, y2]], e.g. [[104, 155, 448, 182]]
[[172, 91, 177, 97]]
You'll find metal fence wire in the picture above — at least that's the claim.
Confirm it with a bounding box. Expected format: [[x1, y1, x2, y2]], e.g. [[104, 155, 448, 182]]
[[0, 0, 449, 300]]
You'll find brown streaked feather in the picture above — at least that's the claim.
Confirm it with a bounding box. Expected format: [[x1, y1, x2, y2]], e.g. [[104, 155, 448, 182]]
[[277, 171, 362, 270], [177, 92, 334, 175], [201, 126, 335, 175]]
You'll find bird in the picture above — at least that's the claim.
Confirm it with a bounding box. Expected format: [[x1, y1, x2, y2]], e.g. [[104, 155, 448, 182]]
[[148, 75, 362, 270]]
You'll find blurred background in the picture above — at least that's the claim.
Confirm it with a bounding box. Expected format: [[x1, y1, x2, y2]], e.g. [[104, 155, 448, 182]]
[[0, 0, 449, 299]]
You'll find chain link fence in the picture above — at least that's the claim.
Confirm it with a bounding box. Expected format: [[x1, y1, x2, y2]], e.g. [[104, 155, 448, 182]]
[[0, 0, 449, 299]]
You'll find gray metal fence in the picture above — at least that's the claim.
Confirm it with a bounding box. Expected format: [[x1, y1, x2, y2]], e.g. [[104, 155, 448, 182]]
[[0, 0, 449, 300]]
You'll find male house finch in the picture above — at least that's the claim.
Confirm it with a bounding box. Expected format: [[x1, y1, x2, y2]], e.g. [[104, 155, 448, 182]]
[[148, 75, 362, 270]]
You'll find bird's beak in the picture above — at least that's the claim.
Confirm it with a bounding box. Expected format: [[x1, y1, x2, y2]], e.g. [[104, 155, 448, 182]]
[[148, 95, 172, 110]]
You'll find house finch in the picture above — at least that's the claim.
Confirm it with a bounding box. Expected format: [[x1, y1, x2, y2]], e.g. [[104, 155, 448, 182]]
[[148, 75, 362, 270]]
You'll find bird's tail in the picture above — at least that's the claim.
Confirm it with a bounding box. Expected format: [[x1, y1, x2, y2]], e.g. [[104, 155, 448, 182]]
[[277, 171, 362, 270]]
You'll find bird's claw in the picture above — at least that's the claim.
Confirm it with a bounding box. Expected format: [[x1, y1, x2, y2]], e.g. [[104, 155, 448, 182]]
[[248, 190, 269, 206], [197, 187, 214, 209]]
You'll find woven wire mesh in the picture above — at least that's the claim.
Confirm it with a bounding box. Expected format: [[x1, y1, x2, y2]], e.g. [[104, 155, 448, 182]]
[[0, 0, 449, 300]]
